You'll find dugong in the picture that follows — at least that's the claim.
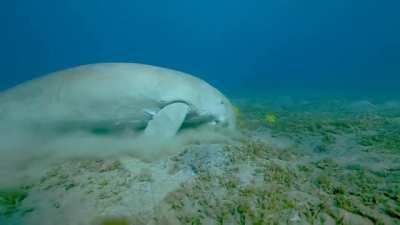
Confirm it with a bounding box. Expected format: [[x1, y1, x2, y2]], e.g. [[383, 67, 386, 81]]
[[0, 63, 236, 143]]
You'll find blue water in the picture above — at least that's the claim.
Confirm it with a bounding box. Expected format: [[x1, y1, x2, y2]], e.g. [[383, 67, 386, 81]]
[[1, 0, 399, 93], [2, 2, 400, 224]]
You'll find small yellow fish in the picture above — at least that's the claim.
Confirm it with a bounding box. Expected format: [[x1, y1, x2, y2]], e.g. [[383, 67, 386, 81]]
[[265, 113, 277, 123]]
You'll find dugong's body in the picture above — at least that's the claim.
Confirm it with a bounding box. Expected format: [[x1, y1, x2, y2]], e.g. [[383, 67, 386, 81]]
[[0, 63, 235, 141]]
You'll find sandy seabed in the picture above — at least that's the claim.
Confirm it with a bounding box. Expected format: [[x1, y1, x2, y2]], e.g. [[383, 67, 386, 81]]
[[1, 95, 400, 225]]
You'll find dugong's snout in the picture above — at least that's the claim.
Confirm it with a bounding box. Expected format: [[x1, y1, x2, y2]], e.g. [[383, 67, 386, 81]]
[[222, 114, 236, 130], [206, 96, 236, 130], [214, 106, 236, 130]]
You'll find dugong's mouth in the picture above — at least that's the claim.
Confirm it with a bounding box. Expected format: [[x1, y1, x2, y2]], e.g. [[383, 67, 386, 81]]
[[183, 113, 215, 126], [182, 113, 233, 130]]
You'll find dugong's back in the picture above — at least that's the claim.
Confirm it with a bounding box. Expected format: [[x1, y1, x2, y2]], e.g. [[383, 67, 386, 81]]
[[0, 63, 203, 125]]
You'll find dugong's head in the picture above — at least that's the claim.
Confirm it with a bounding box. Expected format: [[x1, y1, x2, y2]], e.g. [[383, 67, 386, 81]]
[[154, 66, 236, 130], [204, 93, 236, 130], [184, 79, 236, 130]]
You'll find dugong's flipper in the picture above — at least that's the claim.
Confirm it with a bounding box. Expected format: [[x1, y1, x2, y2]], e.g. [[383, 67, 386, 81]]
[[144, 102, 190, 138]]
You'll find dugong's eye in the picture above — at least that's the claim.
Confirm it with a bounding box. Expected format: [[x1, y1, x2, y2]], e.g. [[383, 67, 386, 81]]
[[220, 101, 224, 105]]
